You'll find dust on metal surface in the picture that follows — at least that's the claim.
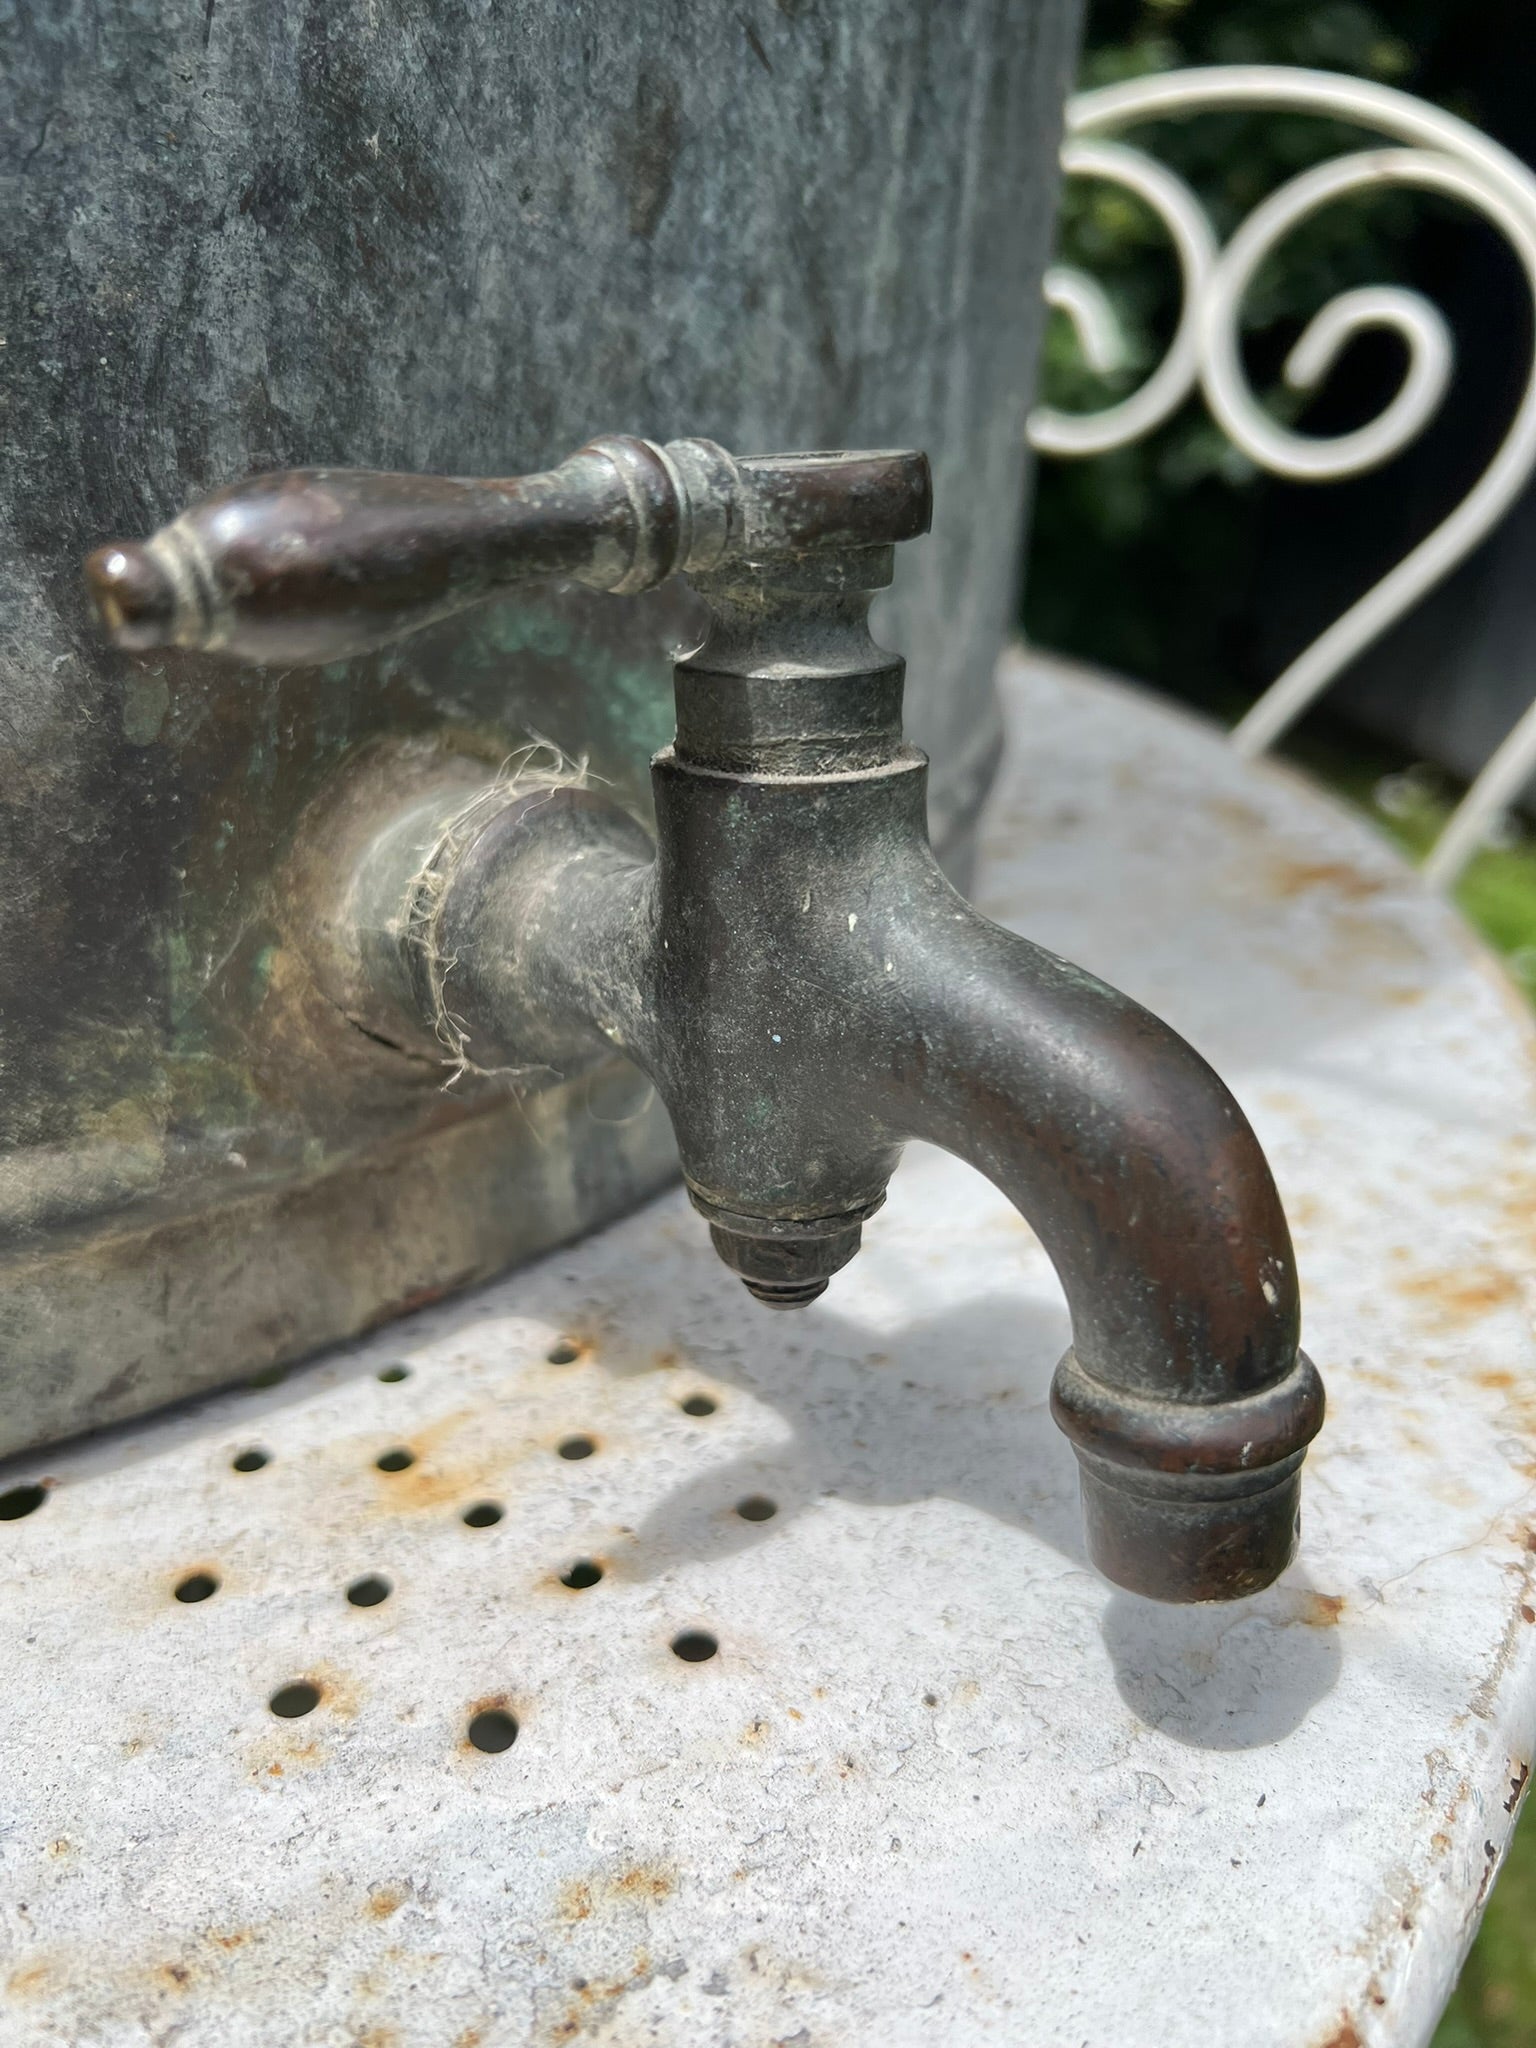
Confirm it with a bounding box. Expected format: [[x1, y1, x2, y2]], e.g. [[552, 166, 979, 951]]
[[3, 655, 1536, 2046]]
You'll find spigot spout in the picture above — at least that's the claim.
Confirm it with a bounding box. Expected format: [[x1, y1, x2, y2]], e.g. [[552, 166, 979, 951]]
[[359, 529, 1323, 1602]]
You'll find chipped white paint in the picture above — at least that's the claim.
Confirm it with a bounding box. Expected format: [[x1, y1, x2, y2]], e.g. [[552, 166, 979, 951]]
[[3, 652, 1536, 2047]]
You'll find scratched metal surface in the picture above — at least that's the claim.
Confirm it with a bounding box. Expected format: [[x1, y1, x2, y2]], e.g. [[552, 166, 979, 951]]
[[2, 652, 1535, 2048]]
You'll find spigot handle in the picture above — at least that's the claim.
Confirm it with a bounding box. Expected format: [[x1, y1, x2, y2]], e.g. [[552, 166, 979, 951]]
[[85, 437, 931, 666]]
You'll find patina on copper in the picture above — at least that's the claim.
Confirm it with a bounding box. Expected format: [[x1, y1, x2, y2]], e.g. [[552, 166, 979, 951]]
[[8, 0, 1075, 1463], [87, 439, 1323, 1601]]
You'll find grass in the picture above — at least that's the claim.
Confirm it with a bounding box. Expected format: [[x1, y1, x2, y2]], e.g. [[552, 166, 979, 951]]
[[1284, 719, 1536, 985], [1279, 721, 1536, 2045], [1433, 1819, 1536, 2048]]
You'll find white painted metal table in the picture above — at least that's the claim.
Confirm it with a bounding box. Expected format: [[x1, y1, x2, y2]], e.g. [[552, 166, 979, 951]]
[[4, 652, 1535, 2048]]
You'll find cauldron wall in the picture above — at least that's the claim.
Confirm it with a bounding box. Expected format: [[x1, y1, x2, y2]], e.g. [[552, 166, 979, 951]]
[[0, 0, 1082, 1448]]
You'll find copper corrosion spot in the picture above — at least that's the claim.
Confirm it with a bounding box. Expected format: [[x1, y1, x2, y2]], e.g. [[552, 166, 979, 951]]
[[1398, 1264, 1520, 1327], [1269, 859, 1385, 901], [559, 1866, 674, 1925], [1209, 796, 1266, 834], [305, 1665, 359, 1720], [367, 1885, 407, 1920], [549, 1951, 654, 2042], [546, 1335, 595, 1366], [558, 1881, 593, 1923], [365, 1409, 489, 1513], [5, 1963, 56, 1998]]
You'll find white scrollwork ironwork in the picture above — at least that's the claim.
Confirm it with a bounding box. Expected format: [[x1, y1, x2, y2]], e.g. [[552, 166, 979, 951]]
[[1028, 65, 1536, 888]]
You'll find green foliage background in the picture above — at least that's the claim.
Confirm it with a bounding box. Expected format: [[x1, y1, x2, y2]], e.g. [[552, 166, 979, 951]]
[[1027, 0, 1483, 714]]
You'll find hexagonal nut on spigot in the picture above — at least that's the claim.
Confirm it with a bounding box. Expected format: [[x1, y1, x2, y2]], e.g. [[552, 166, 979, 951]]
[[696, 1200, 884, 1311]]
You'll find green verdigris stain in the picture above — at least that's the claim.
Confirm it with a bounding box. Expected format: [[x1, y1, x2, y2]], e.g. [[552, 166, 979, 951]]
[[482, 600, 676, 764], [601, 655, 675, 761], [122, 670, 169, 745], [484, 606, 585, 664], [250, 944, 280, 1001], [165, 928, 195, 1027]]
